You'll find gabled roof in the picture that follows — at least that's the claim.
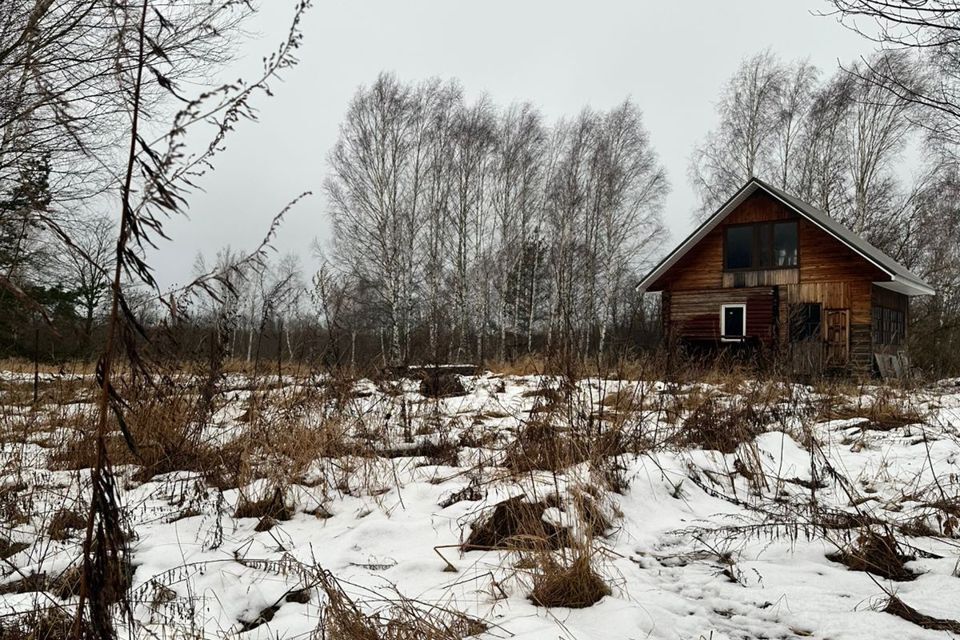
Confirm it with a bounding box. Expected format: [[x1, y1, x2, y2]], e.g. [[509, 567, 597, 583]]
[[637, 177, 935, 297]]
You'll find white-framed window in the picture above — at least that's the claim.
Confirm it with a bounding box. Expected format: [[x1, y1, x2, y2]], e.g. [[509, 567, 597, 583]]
[[720, 304, 747, 341]]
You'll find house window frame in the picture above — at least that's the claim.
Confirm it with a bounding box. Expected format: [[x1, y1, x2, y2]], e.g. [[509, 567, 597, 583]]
[[723, 220, 799, 272], [720, 304, 747, 342], [872, 306, 906, 346], [790, 302, 823, 343]]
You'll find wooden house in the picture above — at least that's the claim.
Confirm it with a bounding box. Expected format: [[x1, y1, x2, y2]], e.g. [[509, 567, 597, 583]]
[[637, 178, 934, 376]]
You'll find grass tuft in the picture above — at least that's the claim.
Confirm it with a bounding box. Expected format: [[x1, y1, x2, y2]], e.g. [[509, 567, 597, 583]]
[[529, 552, 610, 609], [235, 486, 294, 531], [47, 509, 86, 542], [463, 495, 570, 551], [826, 529, 917, 581]]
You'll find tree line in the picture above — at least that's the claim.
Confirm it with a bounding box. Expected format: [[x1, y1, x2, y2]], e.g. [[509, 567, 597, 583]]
[[317, 74, 668, 367], [5, 1, 960, 375]]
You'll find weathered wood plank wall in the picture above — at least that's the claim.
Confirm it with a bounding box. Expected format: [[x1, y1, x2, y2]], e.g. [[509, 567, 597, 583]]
[[650, 190, 902, 375]]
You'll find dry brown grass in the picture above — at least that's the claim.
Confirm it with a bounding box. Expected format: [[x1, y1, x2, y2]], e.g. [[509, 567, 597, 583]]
[[0, 572, 47, 596], [488, 352, 657, 380], [463, 495, 571, 551], [0, 537, 29, 560], [727, 379, 798, 409], [571, 488, 614, 537], [656, 385, 714, 424], [48, 377, 344, 489], [484, 354, 548, 376], [0, 481, 32, 527], [820, 387, 927, 431], [235, 486, 294, 531], [0, 359, 96, 376], [487, 350, 671, 381], [49, 428, 125, 472], [673, 395, 769, 454], [0, 376, 92, 409], [680, 359, 756, 388], [520, 386, 563, 411], [503, 421, 573, 472], [0, 563, 103, 602], [124, 392, 215, 478], [884, 595, 960, 633], [502, 418, 624, 473], [317, 568, 487, 640], [46, 378, 231, 483], [598, 353, 667, 382], [826, 529, 917, 581], [46, 509, 87, 542], [417, 371, 467, 398], [0, 606, 93, 640], [226, 387, 353, 489], [528, 551, 610, 609], [599, 388, 643, 414], [0, 381, 41, 408]]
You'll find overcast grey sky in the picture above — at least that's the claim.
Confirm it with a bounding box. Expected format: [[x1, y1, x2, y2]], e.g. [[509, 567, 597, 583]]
[[154, 0, 873, 289]]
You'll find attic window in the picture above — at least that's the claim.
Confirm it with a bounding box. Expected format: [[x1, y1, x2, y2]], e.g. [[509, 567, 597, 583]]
[[725, 226, 753, 269], [724, 221, 798, 270]]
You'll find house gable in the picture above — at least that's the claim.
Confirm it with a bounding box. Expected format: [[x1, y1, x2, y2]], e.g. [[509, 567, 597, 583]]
[[639, 179, 932, 297], [646, 189, 887, 292]]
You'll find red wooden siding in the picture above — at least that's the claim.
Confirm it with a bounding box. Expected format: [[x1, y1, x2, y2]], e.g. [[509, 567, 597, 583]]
[[669, 288, 775, 344]]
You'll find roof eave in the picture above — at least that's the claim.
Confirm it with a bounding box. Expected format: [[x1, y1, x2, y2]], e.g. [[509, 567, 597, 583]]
[[875, 277, 936, 297]]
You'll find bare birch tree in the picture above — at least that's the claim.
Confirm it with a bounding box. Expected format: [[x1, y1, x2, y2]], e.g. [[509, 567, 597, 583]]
[[773, 60, 819, 190], [54, 215, 115, 352], [447, 97, 496, 360], [824, 1, 960, 152], [327, 74, 423, 365], [591, 101, 668, 356], [839, 53, 918, 234], [693, 49, 920, 238], [542, 103, 666, 359], [419, 81, 461, 360], [490, 103, 546, 359], [690, 50, 786, 217]]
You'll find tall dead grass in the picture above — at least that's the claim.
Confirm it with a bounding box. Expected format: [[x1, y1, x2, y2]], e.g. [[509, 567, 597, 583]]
[[317, 568, 488, 640], [818, 384, 927, 431]]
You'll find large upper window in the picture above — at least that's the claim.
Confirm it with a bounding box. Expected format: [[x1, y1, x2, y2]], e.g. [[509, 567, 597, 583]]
[[724, 221, 798, 270], [772, 222, 798, 267], [725, 226, 753, 270]]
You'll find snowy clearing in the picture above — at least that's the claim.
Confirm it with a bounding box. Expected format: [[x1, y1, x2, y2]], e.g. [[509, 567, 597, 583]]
[[0, 371, 958, 639]]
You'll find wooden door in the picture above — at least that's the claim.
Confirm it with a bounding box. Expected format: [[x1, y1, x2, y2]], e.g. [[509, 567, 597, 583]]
[[824, 309, 849, 366]]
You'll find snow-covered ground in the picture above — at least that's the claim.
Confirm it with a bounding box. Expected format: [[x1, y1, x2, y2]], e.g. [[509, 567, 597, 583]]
[[0, 371, 958, 639]]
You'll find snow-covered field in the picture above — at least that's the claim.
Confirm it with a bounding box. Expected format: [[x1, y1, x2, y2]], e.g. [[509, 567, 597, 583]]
[[0, 370, 958, 639]]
